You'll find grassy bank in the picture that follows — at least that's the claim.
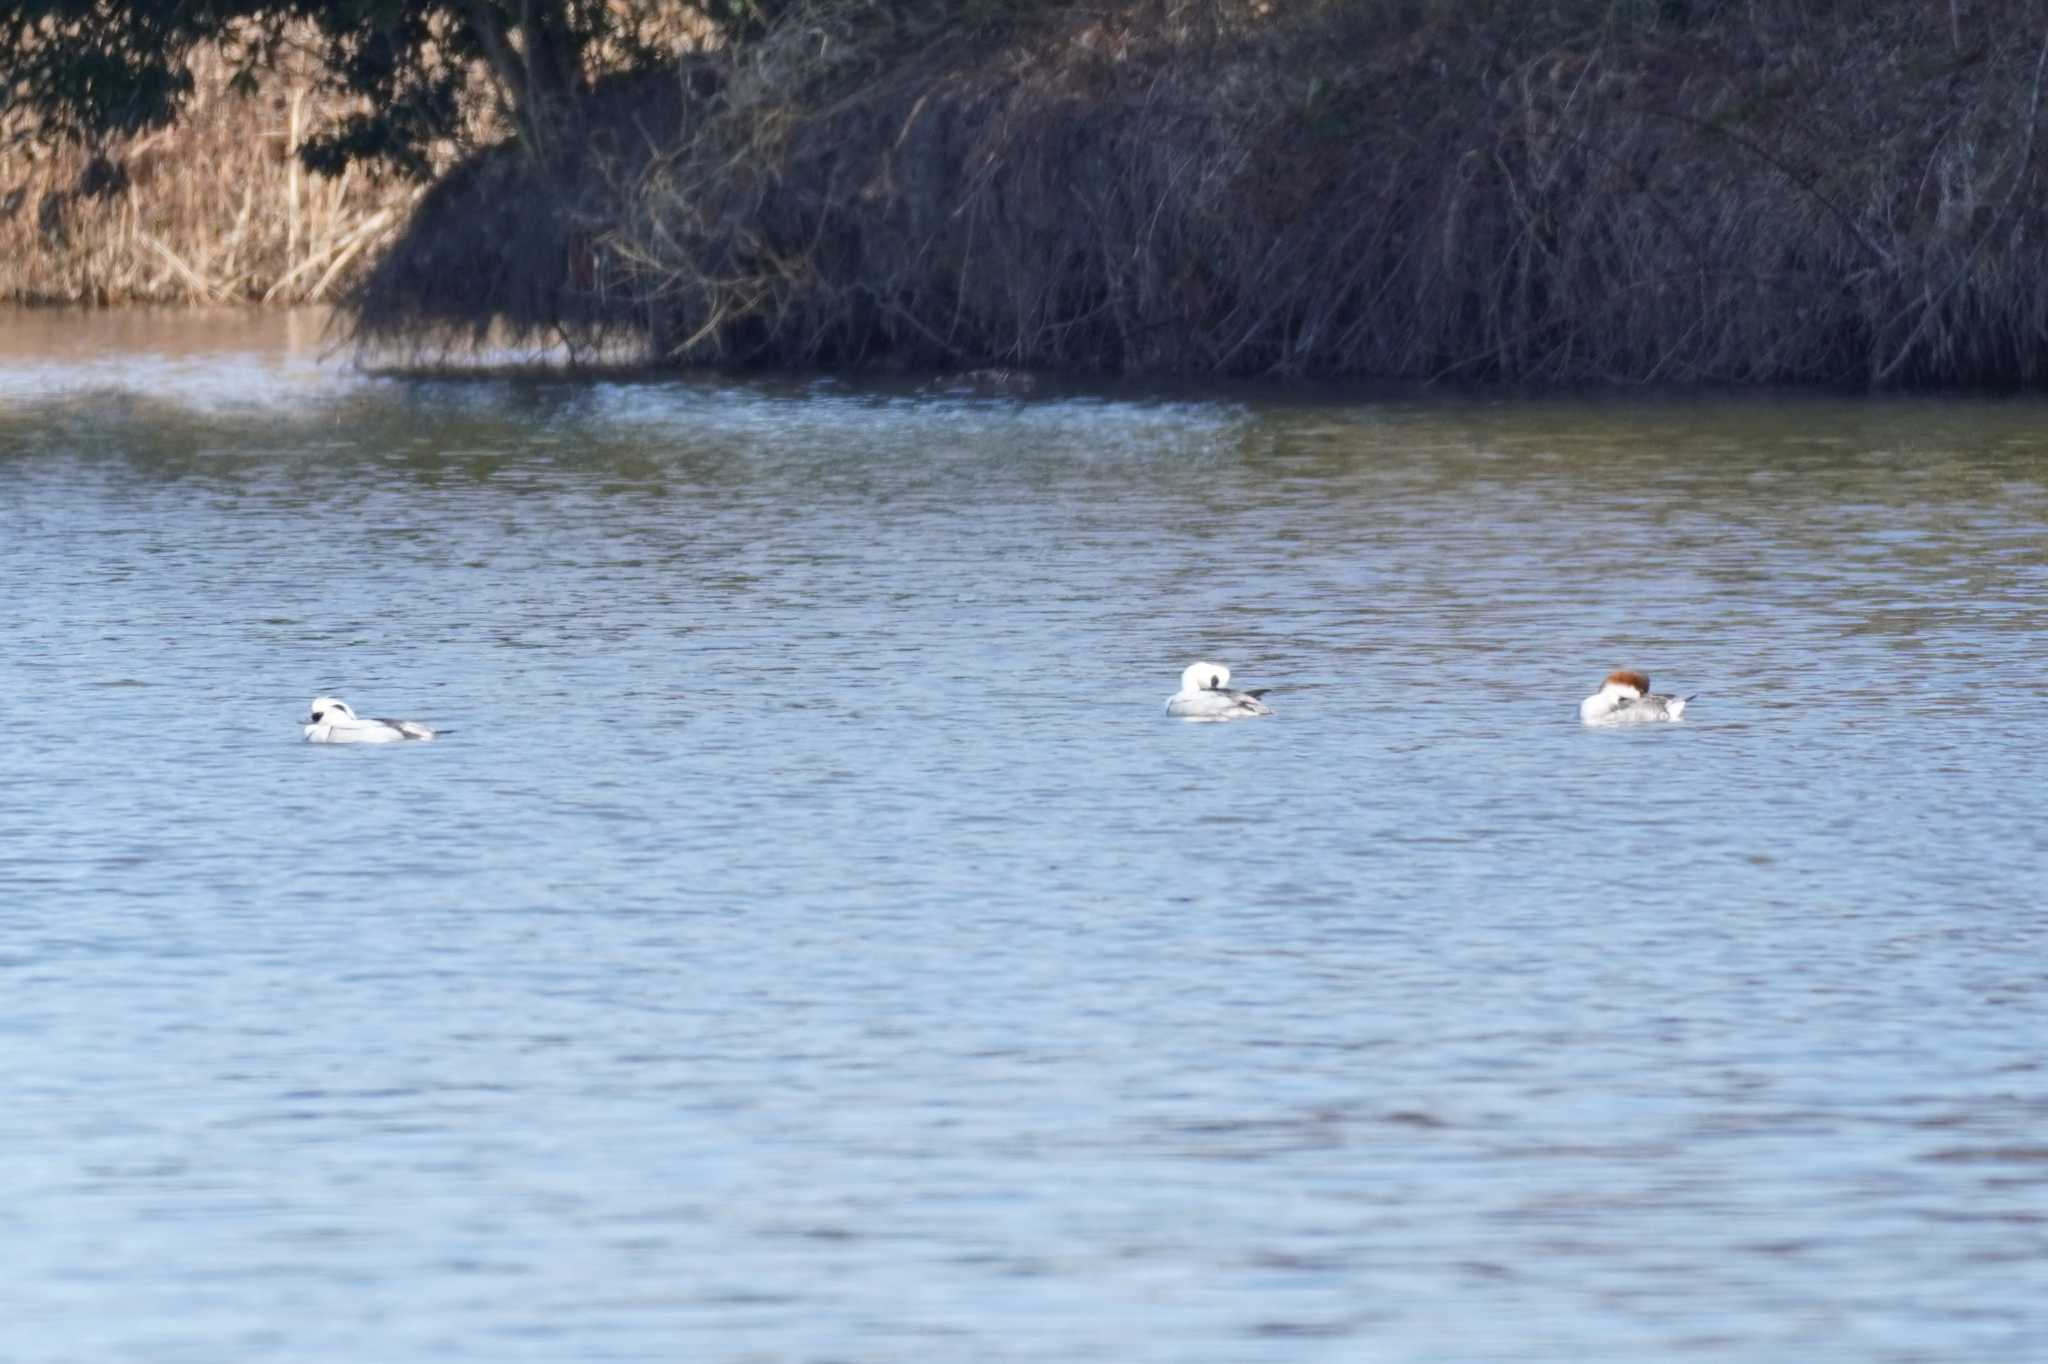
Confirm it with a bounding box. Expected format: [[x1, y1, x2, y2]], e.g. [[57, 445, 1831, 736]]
[[1, 46, 419, 306], [24, 2, 2048, 387]]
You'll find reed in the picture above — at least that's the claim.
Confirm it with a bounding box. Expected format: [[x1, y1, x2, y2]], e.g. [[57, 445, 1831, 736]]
[[0, 44, 422, 306], [53, 0, 2048, 387], [585, 0, 2048, 386]]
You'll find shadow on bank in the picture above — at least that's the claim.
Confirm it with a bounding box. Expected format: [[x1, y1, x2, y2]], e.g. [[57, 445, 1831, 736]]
[[344, 0, 2048, 389]]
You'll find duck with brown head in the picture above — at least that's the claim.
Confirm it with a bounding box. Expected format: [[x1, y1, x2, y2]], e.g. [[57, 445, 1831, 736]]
[[1579, 670, 1693, 726]]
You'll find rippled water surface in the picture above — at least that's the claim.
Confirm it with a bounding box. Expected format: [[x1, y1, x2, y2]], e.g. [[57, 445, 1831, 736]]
[[4, 311, 2046, 1362]]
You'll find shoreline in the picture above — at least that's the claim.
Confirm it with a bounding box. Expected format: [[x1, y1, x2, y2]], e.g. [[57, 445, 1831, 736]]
[[15, 3, 2048, 389], [21, 304, 2048, 412]]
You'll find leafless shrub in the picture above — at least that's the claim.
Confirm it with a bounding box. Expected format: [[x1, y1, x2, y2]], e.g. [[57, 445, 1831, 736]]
[[353, 0, 2048, 386]]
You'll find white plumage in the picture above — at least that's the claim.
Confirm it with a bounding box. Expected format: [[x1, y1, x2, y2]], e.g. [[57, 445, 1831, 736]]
[[1166, 661, 1275, 722], [1579, 670, 1692, 726], [303, 696, 436, 743]]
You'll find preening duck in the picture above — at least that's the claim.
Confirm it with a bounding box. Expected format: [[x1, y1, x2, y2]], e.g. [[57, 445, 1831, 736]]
[[1166, 661, 1275, 722], [1579, 670, 1692, 726]]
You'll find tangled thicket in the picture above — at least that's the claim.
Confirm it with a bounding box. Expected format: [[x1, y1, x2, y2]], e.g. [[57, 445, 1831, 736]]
[[0, 45, 421, 306], [279, 0, 2048, 384]]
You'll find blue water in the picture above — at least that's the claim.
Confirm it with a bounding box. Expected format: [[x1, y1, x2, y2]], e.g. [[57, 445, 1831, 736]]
[[2, 313, 2046, 1361]]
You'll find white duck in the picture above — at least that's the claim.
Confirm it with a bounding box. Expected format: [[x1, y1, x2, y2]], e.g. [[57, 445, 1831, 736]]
[[304, 696, 437, 743], [1579, 670, 1692, 726], [1166, 661, 1275, 722]]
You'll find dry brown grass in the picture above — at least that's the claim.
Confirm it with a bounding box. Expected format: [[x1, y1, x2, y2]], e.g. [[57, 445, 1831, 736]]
[[596, 0, 2048, 385], [224, 0, 2048, 385], [0, 44, 422, 306]]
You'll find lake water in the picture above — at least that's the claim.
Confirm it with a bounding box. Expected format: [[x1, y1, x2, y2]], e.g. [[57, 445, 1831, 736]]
[[2, 311, 2045, 1362]]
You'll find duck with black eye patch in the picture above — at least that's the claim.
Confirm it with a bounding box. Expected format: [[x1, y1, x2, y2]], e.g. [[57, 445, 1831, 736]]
[[1165, 661, 1275, 722], [303, 696, 437, 743]]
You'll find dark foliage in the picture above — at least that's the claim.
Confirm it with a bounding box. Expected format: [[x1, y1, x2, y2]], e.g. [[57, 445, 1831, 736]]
[[0, 0, 691, 176], [355, 0, 2048, 387]]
